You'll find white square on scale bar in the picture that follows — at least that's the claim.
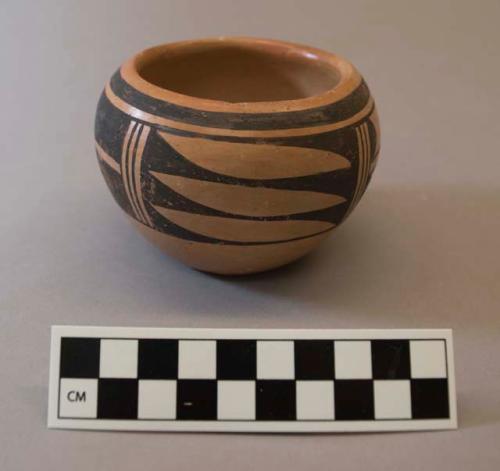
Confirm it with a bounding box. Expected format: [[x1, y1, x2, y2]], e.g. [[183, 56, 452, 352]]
[[138, 380, 176, 419], [296, 381, 335, 420], [59, 378, 98, 418], [334, 341, 372, 379], [99, 339, 138, 378], [374, 380, 412, 419], [257, 341, 294, 379], [410, 340, 447, 378], [218, 381, 256, 420], [178, 340, 216, 379]]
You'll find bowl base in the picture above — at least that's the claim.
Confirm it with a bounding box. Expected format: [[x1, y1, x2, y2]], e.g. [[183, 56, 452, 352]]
[[129, 218, 330, 275]]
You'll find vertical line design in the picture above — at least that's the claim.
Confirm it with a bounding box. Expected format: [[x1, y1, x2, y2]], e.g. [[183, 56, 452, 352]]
[[351, 127, 361, 207], [120, 121, 139, 220], [120, 121, 153, 226], [363, 122, 371, 184], [134, 125, 152, 226], [127, 123, 145, 223], [344, 122, 371, 219], [353, 126, 366, 208], [360, 122, 370, 195], [359, 124, 367, 199], [121, 120, 144, 223]]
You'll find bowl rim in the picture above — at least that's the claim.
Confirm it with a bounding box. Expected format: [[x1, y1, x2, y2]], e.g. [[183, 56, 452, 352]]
[[119, 37, 362, 114]]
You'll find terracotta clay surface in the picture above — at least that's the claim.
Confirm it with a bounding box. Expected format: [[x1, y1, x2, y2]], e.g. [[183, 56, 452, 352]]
[[95, 37, 380, 274]]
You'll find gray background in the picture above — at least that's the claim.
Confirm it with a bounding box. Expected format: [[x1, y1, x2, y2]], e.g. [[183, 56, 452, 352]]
[[1, 0, 499, 469]]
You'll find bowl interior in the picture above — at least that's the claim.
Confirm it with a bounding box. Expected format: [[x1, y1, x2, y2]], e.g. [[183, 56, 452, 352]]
[[137, 41, 341, 103]]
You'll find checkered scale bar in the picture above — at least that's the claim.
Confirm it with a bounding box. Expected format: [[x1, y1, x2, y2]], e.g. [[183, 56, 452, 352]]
[[48, 327, 457, 432]]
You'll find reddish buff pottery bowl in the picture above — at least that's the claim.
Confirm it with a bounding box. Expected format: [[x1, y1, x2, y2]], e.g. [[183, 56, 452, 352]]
[[95, 37, 380, 275]]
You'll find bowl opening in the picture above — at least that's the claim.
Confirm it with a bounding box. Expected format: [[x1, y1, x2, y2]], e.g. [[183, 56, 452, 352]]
[[136, 40, 342, 104]]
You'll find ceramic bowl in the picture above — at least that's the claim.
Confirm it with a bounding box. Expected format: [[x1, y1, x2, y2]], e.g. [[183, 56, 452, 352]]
[[95, 37, 380, 274]]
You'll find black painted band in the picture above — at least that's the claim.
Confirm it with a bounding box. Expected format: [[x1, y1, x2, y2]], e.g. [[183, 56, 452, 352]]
[[110, 69, 370, 131]]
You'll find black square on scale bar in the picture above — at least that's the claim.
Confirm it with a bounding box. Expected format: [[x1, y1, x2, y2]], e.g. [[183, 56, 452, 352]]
[[217, 340, 256, 379], [97, 379, 138, 419], [177, 380, 217, 420], [411, 379, 449, 419], [256, 380, 296, 420], [294, 340, 334, 379], [138, 339, 178, 379], [371, 340, 410, 379], [60, 337, 100, 378], [335, 380, 374, 420]]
